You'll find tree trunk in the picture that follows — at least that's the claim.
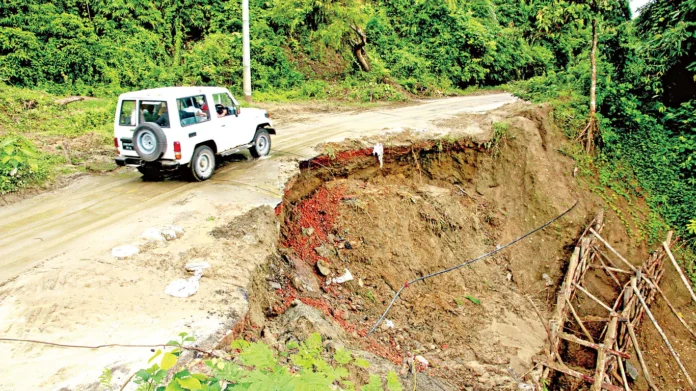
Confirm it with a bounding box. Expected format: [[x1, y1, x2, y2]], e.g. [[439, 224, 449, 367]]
[[587, 17, 598, 153], [350, 25, 371, 72]]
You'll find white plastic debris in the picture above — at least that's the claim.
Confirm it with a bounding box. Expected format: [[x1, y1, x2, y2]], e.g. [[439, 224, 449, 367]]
[[327, 269, 354, 285], [542, 273, 553, 287], [184, 261, 210, 273], [415, 355, 429, 367], [373, 143, 384, 169], [111, 244, 140, 259], [165, 269, 203, 298], [166, 225, 185, 237], [161, 228, 178, 241], [142, 227, 165, 242], [384, 319, 395, 329]]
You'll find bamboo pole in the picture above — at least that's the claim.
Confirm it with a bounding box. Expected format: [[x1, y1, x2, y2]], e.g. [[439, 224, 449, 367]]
[[626, 322, 659, 391], [600, 256, 624, 288], [539, 360, 624, 391], [589, 228, 637, 272], [559, 332, 629, 359], [645, 276, 696, 340], [566, 297, 596, 343], [632, 280, 696, 390], [616, 356, 631, 391], [663, 243, 696, 304], [574, 282, 614, 313], [592, 314, 618, 391]]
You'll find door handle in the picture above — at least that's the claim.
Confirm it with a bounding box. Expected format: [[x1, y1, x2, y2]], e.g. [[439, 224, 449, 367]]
[[221, 124, 226, 127]]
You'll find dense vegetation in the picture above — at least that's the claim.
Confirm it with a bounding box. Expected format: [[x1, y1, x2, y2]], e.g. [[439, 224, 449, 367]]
[[0, 0, 694, 247]]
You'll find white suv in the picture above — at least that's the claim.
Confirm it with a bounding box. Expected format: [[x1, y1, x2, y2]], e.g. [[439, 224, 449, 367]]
[[113, 86, 274, 181]]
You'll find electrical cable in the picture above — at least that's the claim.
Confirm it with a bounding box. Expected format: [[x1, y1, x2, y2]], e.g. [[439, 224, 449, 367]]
[[366, 200, 578, 336]]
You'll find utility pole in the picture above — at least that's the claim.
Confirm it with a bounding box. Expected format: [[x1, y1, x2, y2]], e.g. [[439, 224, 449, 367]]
[[242, 0, 252, 102]]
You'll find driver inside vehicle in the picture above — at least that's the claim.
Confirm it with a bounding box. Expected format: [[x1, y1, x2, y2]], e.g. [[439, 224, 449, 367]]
[[215, 104, 228, 118]]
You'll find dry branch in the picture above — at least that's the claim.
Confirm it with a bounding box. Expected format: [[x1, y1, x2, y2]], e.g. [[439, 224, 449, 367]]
[[55, 96, 85, 105], [559, 332, 629, 359], [592, 315, 618, 391], [633, 279, 695, 390], [663, 243, 696, 304], [626, 322, 659, 391], [589, 228, 637, 272], [566, 297, 595, 343], [573, 282, 614, 313], [539, 360, 624, 391]]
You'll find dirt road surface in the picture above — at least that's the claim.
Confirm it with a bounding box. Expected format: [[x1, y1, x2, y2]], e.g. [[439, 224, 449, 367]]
[[0, 93, 516, 390]]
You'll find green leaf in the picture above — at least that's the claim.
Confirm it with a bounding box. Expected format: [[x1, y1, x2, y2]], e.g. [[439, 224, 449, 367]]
[[135, 369, 151, 382], [166, 380, 185, 391], [177, 376, 202, 390], [231, 339, 250, 350], [354, 358, 370, 368], [333, 348, 352, 365], [361, 374, 384, 391], [240, 342, 277, 369], [1, 156, 10, 164], [161, 352, 178, 370], [285, 340, 299, 350], [152, 369, 169, 383], [0, 137, 17, 148], [386, 371, 403, 391], [464, 295, 481, 305], [149, 349, 163, 363]]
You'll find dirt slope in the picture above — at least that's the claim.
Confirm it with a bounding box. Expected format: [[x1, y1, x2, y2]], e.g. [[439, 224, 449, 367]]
[[238, 103, 696, 390]]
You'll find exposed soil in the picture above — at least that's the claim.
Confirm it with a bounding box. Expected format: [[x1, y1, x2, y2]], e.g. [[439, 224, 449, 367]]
[[227, 103, 696, 390]]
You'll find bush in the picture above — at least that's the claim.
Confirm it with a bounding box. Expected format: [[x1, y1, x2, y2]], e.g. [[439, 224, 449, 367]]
[[0, 135, 49, 194], [115, 332, 403, 391]]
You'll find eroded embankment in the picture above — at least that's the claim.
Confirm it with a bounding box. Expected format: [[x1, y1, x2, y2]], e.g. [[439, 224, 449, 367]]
[[230, 105, 627, 390]]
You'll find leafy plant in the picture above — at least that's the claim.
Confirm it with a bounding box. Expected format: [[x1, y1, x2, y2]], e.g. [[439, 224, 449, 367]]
[[464, 295, 481, 305], [127, 332, 402, 391], [0, 135, 48, 194]]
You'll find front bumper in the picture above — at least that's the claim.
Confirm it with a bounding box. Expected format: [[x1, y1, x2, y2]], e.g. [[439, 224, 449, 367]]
[[115, 157, 180, 170]]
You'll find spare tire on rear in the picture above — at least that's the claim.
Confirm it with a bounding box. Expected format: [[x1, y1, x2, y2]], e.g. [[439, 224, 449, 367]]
[[133, 122, 167, 162]]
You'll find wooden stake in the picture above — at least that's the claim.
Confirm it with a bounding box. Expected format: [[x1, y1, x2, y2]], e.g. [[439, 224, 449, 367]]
[[644, 276, 696, 340], [590, 264, 632, 275], [566, 297, 596, 343], [616, 356, 631, 391], [574, 282, 614, 313], [663, 243, 696, 305], [632, 280, 696, 390], [539, 360, 624, 391], [592, 314, 618, 391], [599, 256, 623, 289], [559, 332, 629, 359], [589, 228, 637, 272], [626, 322, 659, 391]]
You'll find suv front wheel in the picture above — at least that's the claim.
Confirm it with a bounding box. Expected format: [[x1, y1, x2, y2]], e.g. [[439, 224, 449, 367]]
[[249, 128, 271, 158], [190, 145, 216, 181]]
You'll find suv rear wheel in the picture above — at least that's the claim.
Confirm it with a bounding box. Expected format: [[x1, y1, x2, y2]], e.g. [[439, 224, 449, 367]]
[[249, 128, 271, 158], [190, 145, 215, 181]]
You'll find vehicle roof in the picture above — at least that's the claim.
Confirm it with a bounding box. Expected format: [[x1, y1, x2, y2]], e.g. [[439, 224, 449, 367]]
[[118, 86, 230, 100]]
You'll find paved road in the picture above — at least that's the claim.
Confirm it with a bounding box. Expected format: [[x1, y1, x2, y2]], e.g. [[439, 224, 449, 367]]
[[0, 93, 516, 390]]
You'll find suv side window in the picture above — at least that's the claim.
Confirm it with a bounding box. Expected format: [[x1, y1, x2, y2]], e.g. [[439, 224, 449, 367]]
[[177, 95, 211, 127], [119, 100, 136, 126], [212, 93, 234, 117], [139, 101, 170, 128]]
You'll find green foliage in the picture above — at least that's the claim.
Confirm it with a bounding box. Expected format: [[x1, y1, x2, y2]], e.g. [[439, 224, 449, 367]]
[[99, 368, 114, 391], [464, 295, 481, 305], [127, 332, 402, 391], [484, 121, 511, 158]]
